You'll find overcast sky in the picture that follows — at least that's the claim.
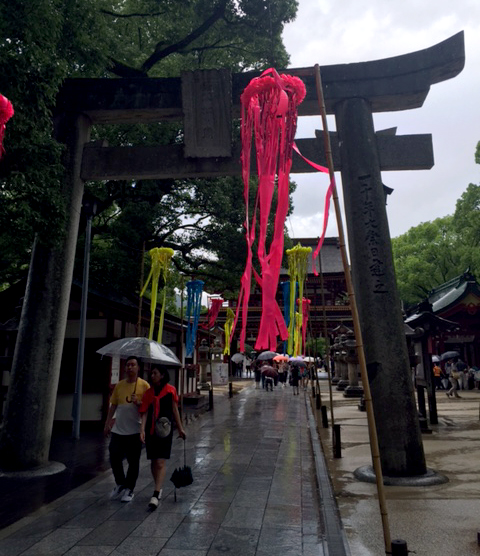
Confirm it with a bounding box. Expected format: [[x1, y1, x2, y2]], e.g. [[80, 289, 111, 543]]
[[282, 1, 480, 240]]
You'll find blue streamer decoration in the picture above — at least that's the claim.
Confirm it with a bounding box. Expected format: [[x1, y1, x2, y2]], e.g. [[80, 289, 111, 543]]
[[186, 280, 204, 357], [281, 280, 298, 355], [281, 281, 290, 355]]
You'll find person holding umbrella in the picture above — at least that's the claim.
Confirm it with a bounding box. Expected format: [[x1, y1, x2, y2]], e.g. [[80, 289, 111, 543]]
[[139, 367, 186, 510], [104, 356, 150, 503], [261, 362, 278, 391]]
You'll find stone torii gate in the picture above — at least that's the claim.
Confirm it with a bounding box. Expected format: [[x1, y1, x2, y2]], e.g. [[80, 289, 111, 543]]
[[0, 33, 464, 476]]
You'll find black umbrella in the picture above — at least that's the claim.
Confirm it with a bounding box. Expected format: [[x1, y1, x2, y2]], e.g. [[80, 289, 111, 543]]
[[290, 359, 307, 368], [170, 440, 193, 501], [261, 366, 278, 378], [441, 350, 459, 361], [256, 350, 278, 361]]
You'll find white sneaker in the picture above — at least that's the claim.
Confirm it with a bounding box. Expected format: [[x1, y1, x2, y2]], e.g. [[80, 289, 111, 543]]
[[110, 485, 125, 500], [148, 496, 159, 509], [121, 489, 134, 503]]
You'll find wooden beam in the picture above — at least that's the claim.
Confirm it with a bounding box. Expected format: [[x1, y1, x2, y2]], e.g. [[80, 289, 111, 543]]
[[81, 133, 433, 181], [58, 32, 464, 124]]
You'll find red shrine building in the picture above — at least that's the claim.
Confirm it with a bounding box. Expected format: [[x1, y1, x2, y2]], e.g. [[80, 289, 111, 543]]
[[423, 270, 480, 365], [227, 237, 353, 350]]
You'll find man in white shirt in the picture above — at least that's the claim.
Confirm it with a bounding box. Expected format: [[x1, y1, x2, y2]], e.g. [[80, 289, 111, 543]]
[[104, 356, 149, 502]]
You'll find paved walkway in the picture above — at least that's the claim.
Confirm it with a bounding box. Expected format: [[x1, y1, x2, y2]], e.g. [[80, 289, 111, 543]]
[[0, 383, 349, 556]]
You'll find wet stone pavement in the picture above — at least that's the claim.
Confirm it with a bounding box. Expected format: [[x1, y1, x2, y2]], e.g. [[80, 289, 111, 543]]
[[0, 383, 333, 556]]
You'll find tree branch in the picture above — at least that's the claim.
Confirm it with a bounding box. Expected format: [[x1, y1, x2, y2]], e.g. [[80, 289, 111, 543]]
[[108, 57, 147, 78], [100, 9, 166, 19], [141, 0, 228, 73]]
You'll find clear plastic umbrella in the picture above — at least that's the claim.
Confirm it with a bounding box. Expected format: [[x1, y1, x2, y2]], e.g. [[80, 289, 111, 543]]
[[231, 353, 246, 364], [97, 337, 181, 366]]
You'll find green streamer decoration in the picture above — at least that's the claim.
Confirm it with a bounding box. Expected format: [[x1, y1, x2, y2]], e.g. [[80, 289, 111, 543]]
[[286, 244, 311, 355], [140, 247, 174, 342]]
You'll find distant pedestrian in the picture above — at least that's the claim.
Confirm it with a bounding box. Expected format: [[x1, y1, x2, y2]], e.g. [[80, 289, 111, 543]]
[[446, 358, 461, 399], [433, 363, 444, 390], [278, 361, 289, 387], [104, 356, 150, 503], [290, 366, 300, 395], [139, 367, 186, 510], [456, 358, 468, 390], [254, 362, 262, 389]]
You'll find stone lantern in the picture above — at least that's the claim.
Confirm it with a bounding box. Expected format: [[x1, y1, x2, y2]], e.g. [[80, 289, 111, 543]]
[[344, 330, 363, 398], [211, 337, 224, 382], [336, 334, 350, 391], [198, 338, 211, 391], [331, 336, 341, 385]]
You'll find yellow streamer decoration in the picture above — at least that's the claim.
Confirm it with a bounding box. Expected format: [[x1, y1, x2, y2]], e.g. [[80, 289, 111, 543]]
[[293, 311, 302, 357], [224, 308, 235, 355], [286, 244, 311, 355], [140, 247, 174, 342]]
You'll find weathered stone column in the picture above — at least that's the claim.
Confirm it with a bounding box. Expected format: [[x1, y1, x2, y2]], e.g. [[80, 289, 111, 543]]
[[335, 98, 426, 477], [0, 114, 91, 470]]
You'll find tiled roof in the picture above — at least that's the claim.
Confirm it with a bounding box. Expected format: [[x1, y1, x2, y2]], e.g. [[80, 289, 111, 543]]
[[280, 237, 344, 275]]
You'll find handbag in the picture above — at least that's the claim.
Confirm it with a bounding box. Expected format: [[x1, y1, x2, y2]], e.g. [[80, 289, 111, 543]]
[[451, 371, 460, 380], [155, 416, 171, 438]]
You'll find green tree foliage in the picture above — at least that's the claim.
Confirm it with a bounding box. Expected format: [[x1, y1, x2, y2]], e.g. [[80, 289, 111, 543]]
[[101, 0, 296, 77], [453, 182, 480, 273], [0, 0, 109, 288], [0, 0, 299, 297], [392, 180, 480, 307]]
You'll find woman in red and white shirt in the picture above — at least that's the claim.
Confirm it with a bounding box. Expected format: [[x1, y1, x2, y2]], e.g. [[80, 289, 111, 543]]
[[139, 367, 185, 509]]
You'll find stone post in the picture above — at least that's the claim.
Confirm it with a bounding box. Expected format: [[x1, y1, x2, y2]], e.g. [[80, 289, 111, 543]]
[[0, 114, 91, 470], [335, 98, 426, 476], [344, 331, 363, 398], [198, 339, 211, 391]]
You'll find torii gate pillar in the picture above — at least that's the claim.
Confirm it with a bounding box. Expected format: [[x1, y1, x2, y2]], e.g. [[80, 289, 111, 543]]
[[335, 98, 426, 476]]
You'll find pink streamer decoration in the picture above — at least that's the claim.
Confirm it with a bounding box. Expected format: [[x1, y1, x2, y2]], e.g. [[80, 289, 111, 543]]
[[292, 143, 335, 276], [232, 69, 306, 352], [301, 298, 311, 354], [0, 94, 14, 159], [200, 298, 224, 330]]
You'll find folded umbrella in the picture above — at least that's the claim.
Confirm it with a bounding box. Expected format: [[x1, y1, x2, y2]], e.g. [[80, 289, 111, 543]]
[[170, 439, 193, 501]]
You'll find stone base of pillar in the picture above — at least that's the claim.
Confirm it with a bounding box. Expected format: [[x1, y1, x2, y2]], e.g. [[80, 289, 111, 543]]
[[0, 461, 66, 478], [198, 382, 211, 391], [344, 385, 364, 398], [354, 465, 448, 486], [419, 416, 432, 434], [331, 376, 340, 385], [336, 379, 349, 391]]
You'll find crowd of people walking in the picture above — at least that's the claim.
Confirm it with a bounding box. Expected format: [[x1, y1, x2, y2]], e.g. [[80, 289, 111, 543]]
[[432, 356, 480, 398]]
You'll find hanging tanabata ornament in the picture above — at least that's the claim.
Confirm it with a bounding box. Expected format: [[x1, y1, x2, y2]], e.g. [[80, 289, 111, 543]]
[[200, 297, 224, 330], [223, 308, 235, 356], [0, 94, 14, 159], [301, 298, 311, 357], [185, 280, 204, 357], [140, 247, 174, 342], [286, 244, 311, 355], [231, 69, 306, 352]]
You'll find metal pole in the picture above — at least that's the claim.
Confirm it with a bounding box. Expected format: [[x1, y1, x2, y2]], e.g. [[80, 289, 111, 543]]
[[72, 201, 95, 440], [136, 241, 145, 336], [317, 236, 335, 438], [314, 63, 392, 555], [180, 277, 185, 421]]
